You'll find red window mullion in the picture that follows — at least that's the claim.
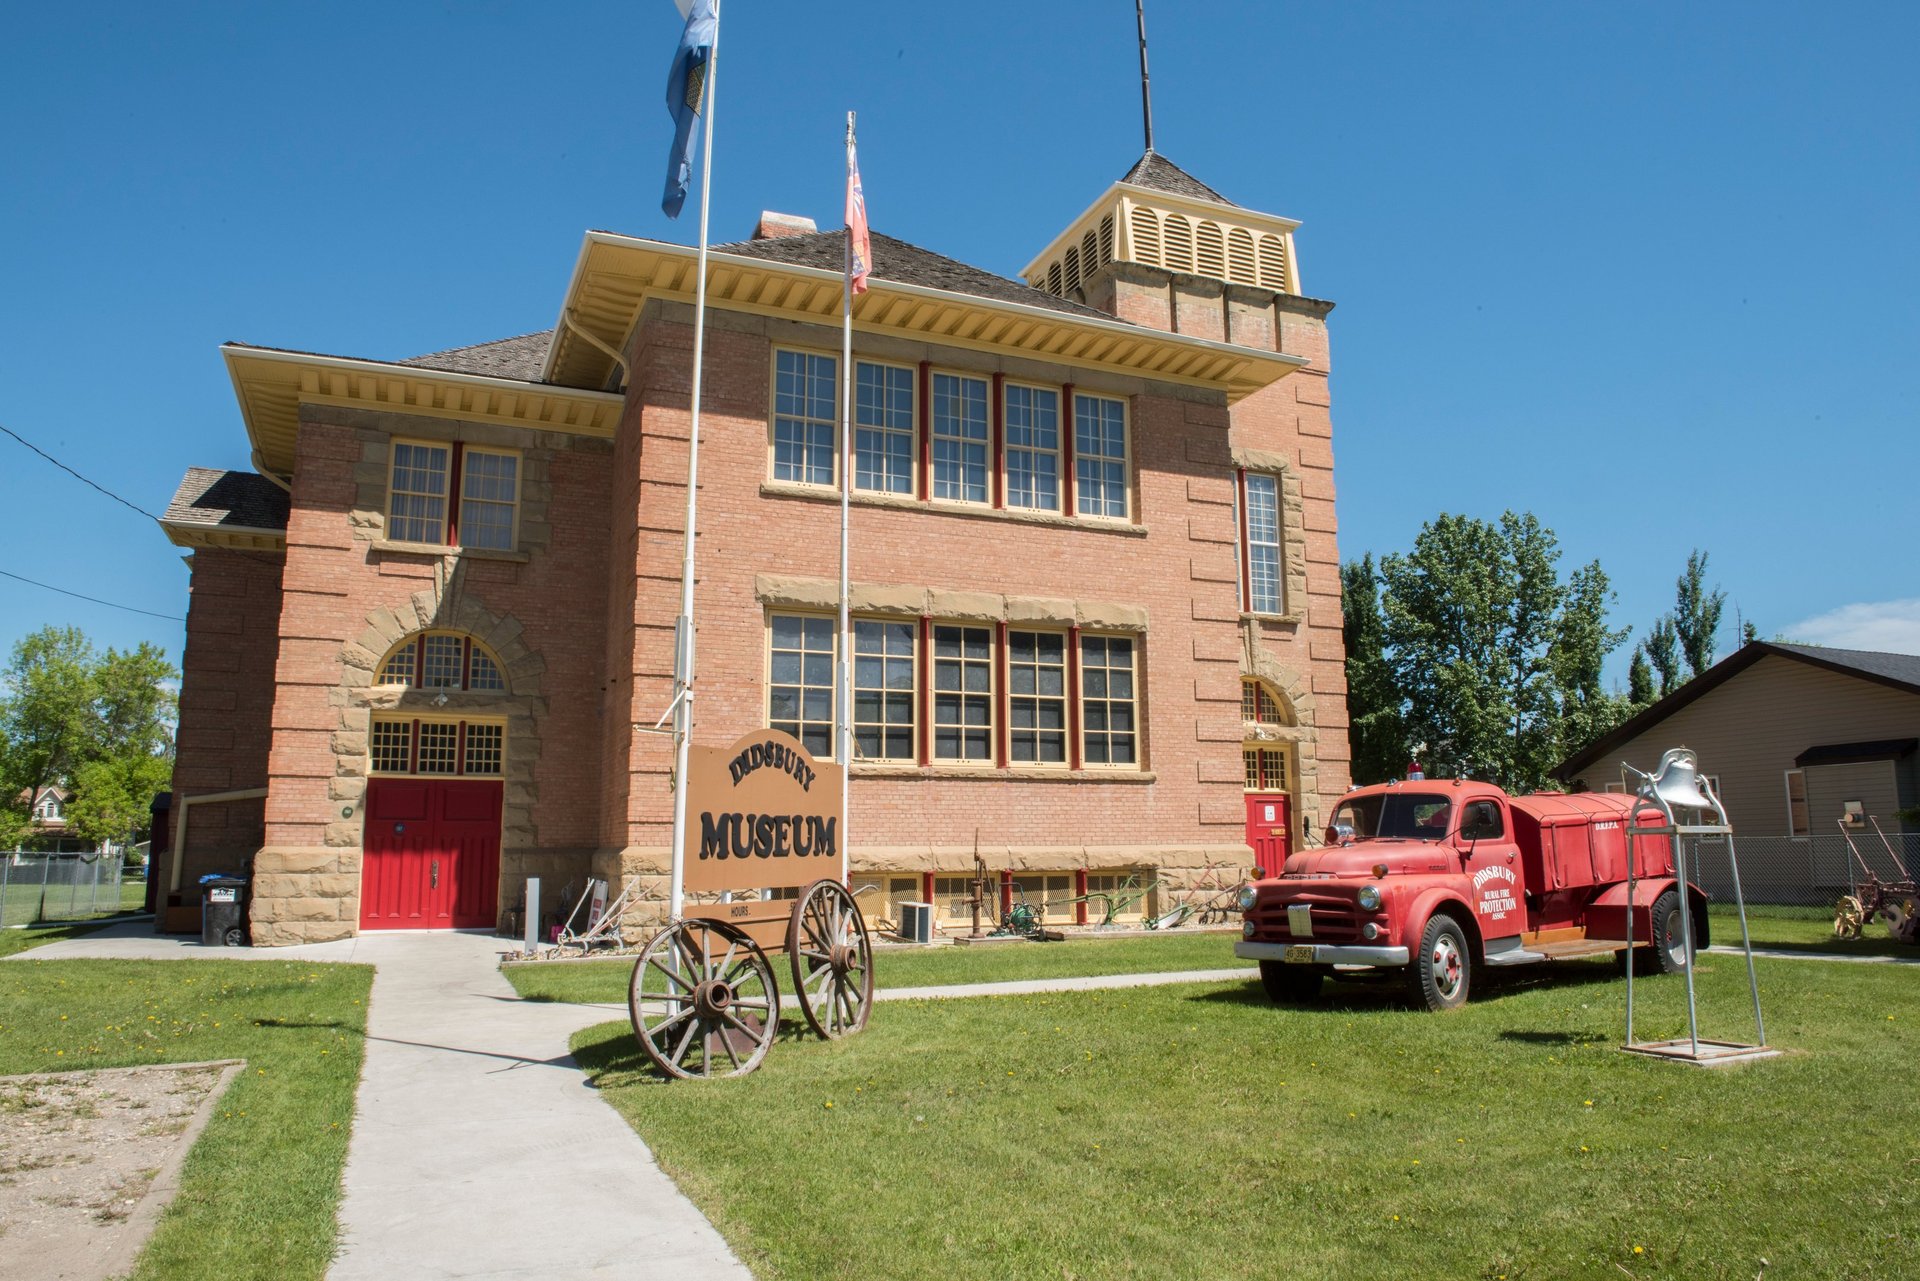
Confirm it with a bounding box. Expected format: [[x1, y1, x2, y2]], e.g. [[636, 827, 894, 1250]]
[[447, 442, 465, 546], [461, 636, 472, 691], [999, 868, 1013, 919], [456, 722, 467, 777], [922, 870, 936, 906], [1062, 382, 1076, 516], [415, 636, 426, 689], [995, 621, 1009, 767], [991, 373, 1005, 510], [410, 718, 421, 774], [1067, 624, 1083, 770], [918, 362, 932, 502], [918, 615, 932, 766], [1236, 467, 1252, 611], [1075, 869, 1088, 926]]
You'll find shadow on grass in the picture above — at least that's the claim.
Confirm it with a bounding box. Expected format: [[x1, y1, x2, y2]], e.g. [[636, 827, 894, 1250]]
[[1187, 958, 1629, 1013], [570, 1015, 821, 1087]]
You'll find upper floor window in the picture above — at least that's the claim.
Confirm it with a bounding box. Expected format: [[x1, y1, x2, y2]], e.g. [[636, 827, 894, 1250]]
[[35, 794, 63, 820], [377, 631, 509, 693], [773, 350, 837, 486], [1004, 385, 1061, 512], [854, 361, 915, 496], [931, 373, 989, 504], [1073, 395, 1128, 519], [387, 441, 520, 550], [1240, 471, 1283, 614]]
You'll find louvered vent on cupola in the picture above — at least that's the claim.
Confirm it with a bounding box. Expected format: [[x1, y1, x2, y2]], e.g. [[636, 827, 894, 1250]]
[[1026, 189, 1300, 301]]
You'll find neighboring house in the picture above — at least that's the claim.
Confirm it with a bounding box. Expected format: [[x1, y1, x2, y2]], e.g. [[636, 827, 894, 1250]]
[[1554, 642, 1920, 903], [12, 785, 94, 854], [158, 151, 1353, 945]]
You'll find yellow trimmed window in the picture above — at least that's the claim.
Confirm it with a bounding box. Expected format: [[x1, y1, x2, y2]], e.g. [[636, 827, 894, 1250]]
[[368, 717, 505, 777], [1007, 630, 1067, 765], [773, 350, 837, 486], [1079, 634, 1136, 766], [387, 441, 519, 550], [377, 632, 511, 693], [1004, 384, 1061, 512], [768, 614, 836, 758], [1072, 394, 1128, 519]]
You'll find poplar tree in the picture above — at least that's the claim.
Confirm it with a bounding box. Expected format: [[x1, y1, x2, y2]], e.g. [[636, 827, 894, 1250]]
[[1628, 646, 1656, 705], [1673, 549, 1726, 677], [1643, 616, 1682, 697]]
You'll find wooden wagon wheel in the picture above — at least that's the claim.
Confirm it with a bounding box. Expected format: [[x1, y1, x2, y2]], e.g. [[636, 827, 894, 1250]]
[[629, 918, 779, 1079], [787, 879, 874, 1039]]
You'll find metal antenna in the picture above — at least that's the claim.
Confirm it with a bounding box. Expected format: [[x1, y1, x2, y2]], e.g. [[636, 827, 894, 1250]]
[[1135, 0, 1155, 152]]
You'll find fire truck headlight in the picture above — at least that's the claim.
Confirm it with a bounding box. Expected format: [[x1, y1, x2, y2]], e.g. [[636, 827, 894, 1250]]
[[1357, 885, 1383, 912], [1237, 886, 1259, 912], [1242, 918, 1257, 940]]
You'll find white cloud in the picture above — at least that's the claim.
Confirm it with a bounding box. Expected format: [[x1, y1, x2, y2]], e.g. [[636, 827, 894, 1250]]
[[1782, 598, 1920, 655]]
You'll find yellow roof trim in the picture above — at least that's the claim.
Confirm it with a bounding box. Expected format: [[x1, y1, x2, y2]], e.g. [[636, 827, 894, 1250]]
[[224, 345, 625, 475], [542, 232, 1307, 400], [160, 521, 288, 554]]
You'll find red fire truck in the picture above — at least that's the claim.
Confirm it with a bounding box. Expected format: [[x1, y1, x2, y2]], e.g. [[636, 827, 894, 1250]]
[[1234, 779, 1707, 1010]]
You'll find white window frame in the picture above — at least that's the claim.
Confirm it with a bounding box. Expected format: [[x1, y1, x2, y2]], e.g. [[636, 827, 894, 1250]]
[[1003, 382, 1062, 513], [771, 348, 839, 488], [1242, 471, 1284, 615], [766, 612, 838, 760], [930, 371, 990, 505], [457, 447, 520, 551], [1784, 768, 1809, 837], [853, 359, 916, 497], [1078, 632, 1139, 769], [389, 439, 452, 544], [1072, 393, 1130, 520]]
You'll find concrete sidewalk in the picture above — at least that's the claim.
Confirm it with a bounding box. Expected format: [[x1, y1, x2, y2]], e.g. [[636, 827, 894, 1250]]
[[13, 923, 750, 1281]]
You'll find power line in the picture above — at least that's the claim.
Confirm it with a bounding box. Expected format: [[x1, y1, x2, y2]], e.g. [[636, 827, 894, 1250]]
[[0, 421, 160, 523], [0, 568, 183, 623]]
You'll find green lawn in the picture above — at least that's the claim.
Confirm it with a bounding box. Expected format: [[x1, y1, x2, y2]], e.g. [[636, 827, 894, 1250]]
[[575, 957, 1920, 1279], [1710, 904, 1916, 959], [0, 958, 372, 1281], [503, 930, 1247, 1004]]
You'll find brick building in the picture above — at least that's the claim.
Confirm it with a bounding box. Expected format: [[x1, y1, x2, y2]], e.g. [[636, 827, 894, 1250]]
[[157, 153, 1351, 945]]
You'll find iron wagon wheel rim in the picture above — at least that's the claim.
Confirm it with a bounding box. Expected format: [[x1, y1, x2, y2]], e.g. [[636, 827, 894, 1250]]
[[787, 879, 874, 1040], [628, 919, 778, 1080]]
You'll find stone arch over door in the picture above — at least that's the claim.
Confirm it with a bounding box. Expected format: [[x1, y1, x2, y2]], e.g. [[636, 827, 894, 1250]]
[[332, 567, 548, 928], [1240, 625, 1321, 834]]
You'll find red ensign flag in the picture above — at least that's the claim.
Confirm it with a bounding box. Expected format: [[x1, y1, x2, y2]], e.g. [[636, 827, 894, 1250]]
[[846, 138, 871, 295]]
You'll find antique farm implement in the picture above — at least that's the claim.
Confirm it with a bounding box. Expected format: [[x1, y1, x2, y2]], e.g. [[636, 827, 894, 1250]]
[[1833, 817, 1918, 945], [627, 729, 873, 1079]]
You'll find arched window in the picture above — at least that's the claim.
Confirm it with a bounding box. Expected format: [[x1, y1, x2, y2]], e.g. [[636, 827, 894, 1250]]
[[377, 631, 509, 693], [1241, 678, 1292, 727]]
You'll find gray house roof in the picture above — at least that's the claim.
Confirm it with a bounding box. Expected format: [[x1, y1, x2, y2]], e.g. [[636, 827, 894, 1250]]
[[1555, 641, 1920, 778], [400, 331, 554, 382], [710, 228, 1123, 323], [164, 467, 292, 533], [1120, 151, 1236, 206]]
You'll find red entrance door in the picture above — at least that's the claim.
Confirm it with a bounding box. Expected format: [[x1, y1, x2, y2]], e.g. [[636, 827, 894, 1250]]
[[1244, 793, 1292, 878], [361, 778, 502, 930]]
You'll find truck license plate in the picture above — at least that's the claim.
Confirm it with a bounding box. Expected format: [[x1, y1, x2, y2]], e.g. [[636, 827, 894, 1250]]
[[1284, 945, 1316, 964]]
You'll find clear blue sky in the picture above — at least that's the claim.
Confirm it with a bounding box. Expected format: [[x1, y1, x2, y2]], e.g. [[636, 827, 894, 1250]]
[[4, 1, 1916, 685]]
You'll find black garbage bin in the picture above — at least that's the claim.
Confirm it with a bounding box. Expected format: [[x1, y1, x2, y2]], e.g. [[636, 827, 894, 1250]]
[[200, 875, 249, 947]]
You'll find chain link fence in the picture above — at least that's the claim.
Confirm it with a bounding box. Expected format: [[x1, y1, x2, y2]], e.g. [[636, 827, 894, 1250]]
[[1, 851, 143, 928], [1680, 832, 1915, 909]]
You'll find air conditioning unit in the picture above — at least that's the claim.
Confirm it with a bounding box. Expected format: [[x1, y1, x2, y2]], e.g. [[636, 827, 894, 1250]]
[[897, 901, 934, 944]]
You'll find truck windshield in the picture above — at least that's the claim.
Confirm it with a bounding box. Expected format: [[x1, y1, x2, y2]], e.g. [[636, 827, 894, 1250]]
[[1332, 793, 1452, 841]]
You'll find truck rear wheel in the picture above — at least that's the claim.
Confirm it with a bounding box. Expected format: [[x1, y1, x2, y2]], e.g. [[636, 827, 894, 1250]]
[[1407, 913, 1471, 1011], [1648, 889, 1693, 974], [1259, 960, 1324, 1004]]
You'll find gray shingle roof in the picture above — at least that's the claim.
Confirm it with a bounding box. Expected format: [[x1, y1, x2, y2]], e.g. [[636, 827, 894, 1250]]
[[164, 468, 291, 532], [1120, 151, 1236, 207], [711, 229, 1124, 323], [399, 330, 553, 381], [1769, 643, 1920, 691]]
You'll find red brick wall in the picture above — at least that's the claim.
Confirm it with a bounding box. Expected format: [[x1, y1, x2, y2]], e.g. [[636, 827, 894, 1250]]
[[166, 546, 283, 896]]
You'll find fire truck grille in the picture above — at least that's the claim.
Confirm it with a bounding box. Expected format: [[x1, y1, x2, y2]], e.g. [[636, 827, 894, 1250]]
[[1249, 899, 1360, 943]]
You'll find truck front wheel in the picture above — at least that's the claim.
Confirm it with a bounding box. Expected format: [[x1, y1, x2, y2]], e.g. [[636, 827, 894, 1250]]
[[1407, 914, 1471, 1011], [1260, 960, 1325, 1004]]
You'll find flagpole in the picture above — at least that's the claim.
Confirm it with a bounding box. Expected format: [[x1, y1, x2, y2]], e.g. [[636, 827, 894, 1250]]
[[668, 0, 721, 925], [837, 110, 855, 889]]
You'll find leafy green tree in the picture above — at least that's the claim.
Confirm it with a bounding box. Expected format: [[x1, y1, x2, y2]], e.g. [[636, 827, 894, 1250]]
[[1377, 511, 1627, 791], [0, 627, 177, 850], [1644, 615, 1681, 697], [1341, 555, 1406, 785], [1673, 549, 1726, 677], [1628, 646, 1656, 705]]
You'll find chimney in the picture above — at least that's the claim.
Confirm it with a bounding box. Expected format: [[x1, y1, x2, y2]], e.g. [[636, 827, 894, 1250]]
[[752, 211, 818, 240]]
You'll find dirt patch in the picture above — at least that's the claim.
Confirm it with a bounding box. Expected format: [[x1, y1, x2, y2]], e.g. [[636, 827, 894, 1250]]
[[0, 1060, 242, 1281]]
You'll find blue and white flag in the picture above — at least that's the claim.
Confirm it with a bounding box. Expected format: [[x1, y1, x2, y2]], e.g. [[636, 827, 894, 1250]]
[[662, 0, 718, 219]]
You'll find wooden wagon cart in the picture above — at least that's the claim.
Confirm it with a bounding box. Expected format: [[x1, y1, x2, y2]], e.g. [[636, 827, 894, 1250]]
[[627, 729, 874, 1078]]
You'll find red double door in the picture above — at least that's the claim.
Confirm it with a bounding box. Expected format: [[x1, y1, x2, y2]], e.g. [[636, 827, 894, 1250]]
[[361, 779, 502, 930], [1244, 793, 1293, 878]]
